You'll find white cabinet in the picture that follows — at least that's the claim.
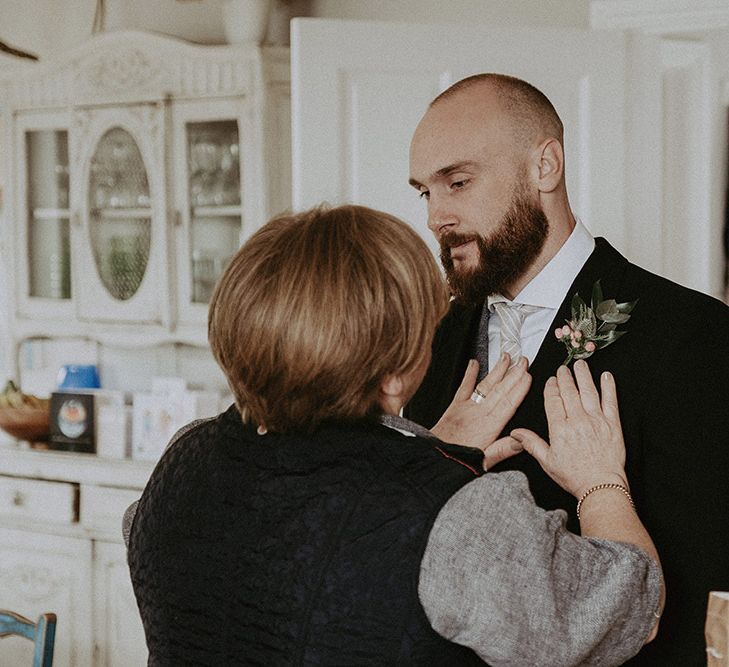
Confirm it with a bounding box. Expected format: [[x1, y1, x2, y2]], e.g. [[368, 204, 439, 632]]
[[0, 527, 93, 666], [0, 34, 285, 661], [2, 30, 290, 348], [0, 449, 153, 667], [93, 541, 148, 667]]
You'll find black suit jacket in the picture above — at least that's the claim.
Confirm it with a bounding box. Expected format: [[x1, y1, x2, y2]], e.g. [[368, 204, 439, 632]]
[[406, 238, 729, 666]]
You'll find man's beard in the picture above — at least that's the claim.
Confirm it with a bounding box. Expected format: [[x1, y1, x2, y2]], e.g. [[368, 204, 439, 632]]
[[440, 190, 549, 306]]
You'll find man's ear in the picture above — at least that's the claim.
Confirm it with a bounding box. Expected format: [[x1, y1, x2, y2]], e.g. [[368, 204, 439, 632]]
[[536, 138, 564, 193]]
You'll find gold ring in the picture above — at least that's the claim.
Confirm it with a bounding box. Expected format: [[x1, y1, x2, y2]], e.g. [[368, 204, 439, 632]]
[[473, 387, 487, 399]]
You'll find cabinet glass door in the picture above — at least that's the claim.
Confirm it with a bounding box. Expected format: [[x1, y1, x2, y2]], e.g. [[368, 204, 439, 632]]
[[25, 130, 71, 300], [187, 120, 241, 304], [88, 127, 152, 301]]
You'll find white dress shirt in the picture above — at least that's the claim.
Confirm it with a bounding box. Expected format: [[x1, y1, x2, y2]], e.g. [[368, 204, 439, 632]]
[[487, 220, 595, 369]]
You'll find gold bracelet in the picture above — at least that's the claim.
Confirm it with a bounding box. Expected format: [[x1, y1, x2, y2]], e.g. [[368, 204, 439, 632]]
[[576, 482, 635, 520]]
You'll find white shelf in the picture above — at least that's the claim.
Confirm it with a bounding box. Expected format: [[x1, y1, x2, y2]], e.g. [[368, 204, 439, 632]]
[[192, 205, 242, 218], [0, 446, 154, 489], [32, 208, 70, 219], [12, 317, 210, 349], [92, 207, 152, 219]]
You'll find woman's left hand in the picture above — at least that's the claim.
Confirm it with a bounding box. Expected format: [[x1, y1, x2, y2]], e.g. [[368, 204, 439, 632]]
[[511, 360, 627, 498], [430, 353, 531, 470]]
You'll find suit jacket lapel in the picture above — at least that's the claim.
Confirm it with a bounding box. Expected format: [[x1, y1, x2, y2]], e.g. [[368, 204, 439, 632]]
[[529, 237, 631, 381], [504, 238, 631, 439], [492, 238, 633, 524], [405, 300, 481, 428], [407, 238, 631, 432], [434, 301, 482, 408]]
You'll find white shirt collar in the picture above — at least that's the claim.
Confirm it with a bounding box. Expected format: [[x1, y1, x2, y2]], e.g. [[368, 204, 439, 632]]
[[488, 220, 594, 311]]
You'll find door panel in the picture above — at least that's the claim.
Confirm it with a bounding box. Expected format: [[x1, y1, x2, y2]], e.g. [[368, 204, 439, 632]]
[[292, 18, 627, 258]]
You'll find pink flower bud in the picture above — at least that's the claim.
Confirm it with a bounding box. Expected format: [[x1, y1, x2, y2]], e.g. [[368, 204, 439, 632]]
[[554, 328, 563, 339], [585, 341, 596, 352], [573, 330, 583, 340], [571, 340, 580, 348], [561, 325, 571, 336]]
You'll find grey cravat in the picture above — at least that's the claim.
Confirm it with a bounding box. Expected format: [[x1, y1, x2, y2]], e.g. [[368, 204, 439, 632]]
[[492, 302, 535, 367]]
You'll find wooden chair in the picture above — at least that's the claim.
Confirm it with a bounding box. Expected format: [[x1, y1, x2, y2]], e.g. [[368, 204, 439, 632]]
[[0, 610, 56, 667]]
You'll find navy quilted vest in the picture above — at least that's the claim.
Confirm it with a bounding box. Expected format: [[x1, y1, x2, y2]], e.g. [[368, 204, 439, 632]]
[[129, 405, 487, 665]]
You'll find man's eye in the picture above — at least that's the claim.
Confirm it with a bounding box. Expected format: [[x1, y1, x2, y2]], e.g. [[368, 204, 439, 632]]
[[418, 190, 430, 200], [451, 179, 469, 190]]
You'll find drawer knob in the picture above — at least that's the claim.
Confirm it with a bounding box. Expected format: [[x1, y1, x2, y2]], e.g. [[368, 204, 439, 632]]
[[12, 491, 25, 507]]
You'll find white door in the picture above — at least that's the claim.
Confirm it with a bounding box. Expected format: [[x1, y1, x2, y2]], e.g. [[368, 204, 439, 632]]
[[71, 104, 171, 326], [291, 18, 627, 259], [93, 541, 148, 667]]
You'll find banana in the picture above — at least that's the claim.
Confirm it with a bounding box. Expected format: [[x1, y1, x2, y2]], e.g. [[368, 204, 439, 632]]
[[2, 380, 18, 395], [6, 391, 26, 409], [23, 394, 41, 409], [0, 380, 48, 410]]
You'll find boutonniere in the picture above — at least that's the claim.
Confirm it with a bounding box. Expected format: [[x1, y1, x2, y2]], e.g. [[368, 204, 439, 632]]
[[555, 280, 637, 366]]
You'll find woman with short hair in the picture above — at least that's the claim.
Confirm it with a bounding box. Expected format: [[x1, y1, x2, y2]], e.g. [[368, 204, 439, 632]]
[[128, 204, 663, 666]]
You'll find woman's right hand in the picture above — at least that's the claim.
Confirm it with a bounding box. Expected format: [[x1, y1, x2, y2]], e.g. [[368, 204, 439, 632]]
[[511, 359, 628, 498], [430, 352, 531, 470]]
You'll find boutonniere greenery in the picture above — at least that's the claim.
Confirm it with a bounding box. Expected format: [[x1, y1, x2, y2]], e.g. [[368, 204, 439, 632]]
[[555, 280, 637, 366]]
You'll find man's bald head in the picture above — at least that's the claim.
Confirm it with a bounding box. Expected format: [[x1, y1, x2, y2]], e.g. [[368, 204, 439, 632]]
[[431, 73, 564, 150]]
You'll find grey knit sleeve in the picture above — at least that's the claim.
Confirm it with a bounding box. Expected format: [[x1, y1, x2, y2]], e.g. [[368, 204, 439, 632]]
[[418, 471, 662, 667], [122, 499, 139, 548]]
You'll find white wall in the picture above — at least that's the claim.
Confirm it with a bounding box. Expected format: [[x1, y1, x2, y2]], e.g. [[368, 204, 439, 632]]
[[707, 28, 729, 302], [0, 0, 589, 60], [310, 0, 588, 28], [0, 0, 232, 58], [1, 0, 96, 59]]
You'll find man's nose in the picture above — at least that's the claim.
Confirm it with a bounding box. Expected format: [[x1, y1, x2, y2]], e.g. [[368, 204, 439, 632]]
[[427, 198, 457, 237]]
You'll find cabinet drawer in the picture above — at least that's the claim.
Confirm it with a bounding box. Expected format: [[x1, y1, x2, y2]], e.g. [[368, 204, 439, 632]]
[[80, 484, 141, 534], [0, 475, 78, 524]]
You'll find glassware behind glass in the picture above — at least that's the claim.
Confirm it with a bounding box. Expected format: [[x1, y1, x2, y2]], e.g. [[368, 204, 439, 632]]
[[187, 120, 240, 207], [190, 216, 239, 303], [186, 120, 241, 303], [26, 129, 71, 299], [88, 127, 152, 301]]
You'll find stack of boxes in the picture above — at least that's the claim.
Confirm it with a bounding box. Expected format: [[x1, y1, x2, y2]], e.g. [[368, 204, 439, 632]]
[[49, 376, 224, 462]]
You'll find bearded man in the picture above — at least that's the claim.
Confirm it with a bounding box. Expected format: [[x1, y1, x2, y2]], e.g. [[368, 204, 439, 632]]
[[405, 73, 729, 666]]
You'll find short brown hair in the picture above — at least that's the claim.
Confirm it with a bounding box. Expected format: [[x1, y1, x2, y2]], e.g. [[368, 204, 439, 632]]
[[208, 204, 449, 433]]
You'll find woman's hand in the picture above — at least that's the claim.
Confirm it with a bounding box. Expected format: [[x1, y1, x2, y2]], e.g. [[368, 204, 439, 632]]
[[511, 360, 627, 498], [431, 353, 531, 470]]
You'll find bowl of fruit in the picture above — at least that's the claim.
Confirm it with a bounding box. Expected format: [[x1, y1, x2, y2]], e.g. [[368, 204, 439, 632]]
[[0, 380, 50, 444]]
